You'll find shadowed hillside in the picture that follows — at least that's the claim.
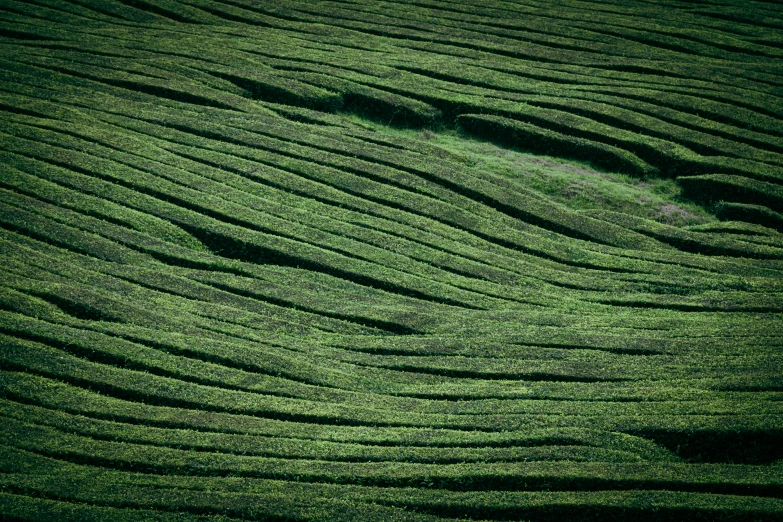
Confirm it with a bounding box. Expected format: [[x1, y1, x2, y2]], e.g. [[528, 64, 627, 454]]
[[1, 1, 782, 520]]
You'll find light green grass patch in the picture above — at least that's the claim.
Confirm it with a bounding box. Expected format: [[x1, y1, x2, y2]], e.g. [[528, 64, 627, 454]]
[[344, 115, 714, 227]]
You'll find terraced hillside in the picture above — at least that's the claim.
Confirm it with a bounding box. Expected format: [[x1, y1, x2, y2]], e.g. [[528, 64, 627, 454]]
[[1, 0, 783, 520]]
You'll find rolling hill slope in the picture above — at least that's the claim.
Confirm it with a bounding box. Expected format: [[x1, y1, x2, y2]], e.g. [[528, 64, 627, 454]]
[[1, 0, 782, 520]]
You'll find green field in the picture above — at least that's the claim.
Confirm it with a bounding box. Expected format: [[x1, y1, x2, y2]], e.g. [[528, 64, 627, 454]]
[[1, 0, 783, 520]]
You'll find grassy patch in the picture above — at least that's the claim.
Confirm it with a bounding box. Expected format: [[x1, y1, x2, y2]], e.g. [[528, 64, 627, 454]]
[[344, 114, 714, 226]]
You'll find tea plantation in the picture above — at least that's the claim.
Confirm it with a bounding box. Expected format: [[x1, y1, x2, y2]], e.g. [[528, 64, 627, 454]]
[[1, 0, 782, 520]]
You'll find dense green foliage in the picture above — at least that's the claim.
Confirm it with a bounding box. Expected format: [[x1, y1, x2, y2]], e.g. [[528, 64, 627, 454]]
[[1, 0, 782, 520]]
